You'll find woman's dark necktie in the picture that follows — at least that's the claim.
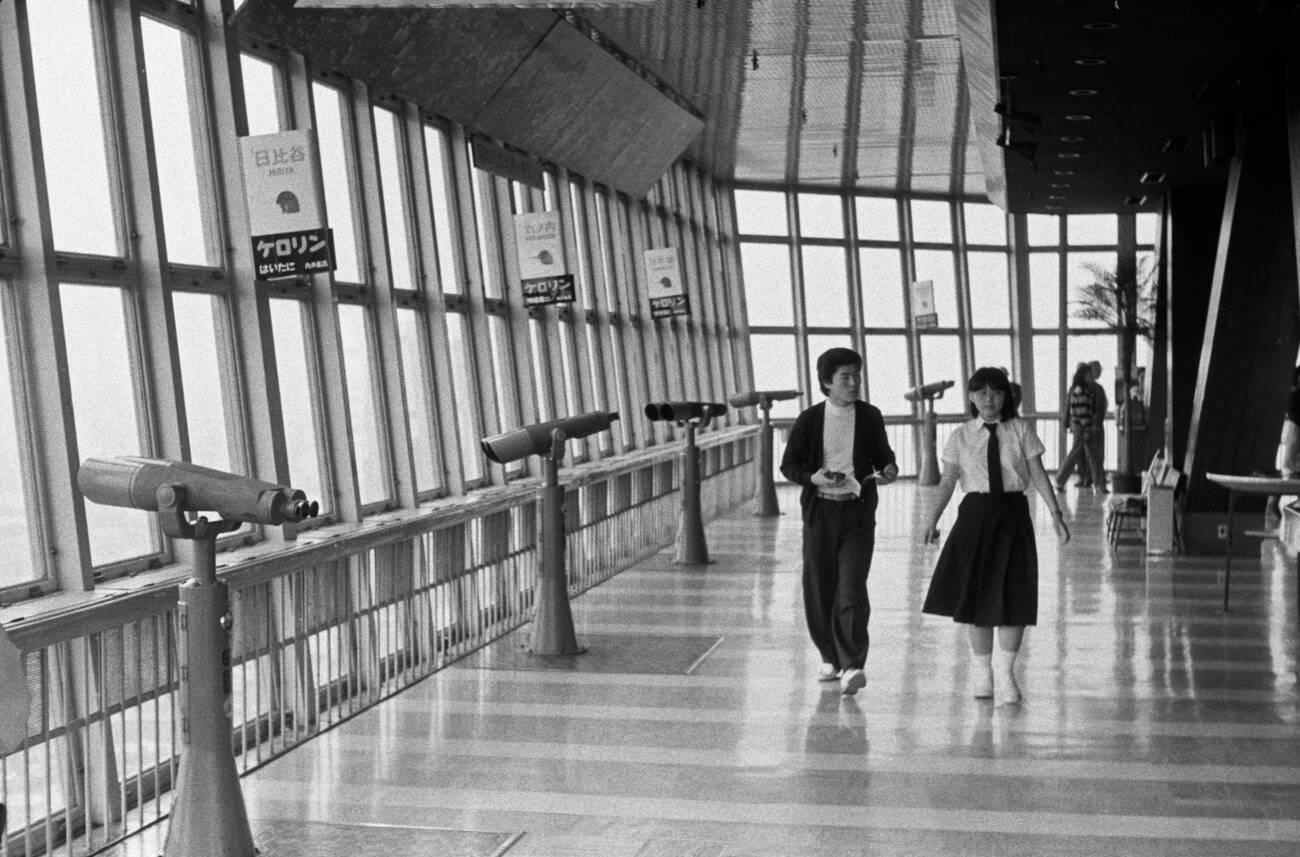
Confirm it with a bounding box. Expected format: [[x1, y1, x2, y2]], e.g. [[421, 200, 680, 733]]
[[985, 422, 1003, 496]]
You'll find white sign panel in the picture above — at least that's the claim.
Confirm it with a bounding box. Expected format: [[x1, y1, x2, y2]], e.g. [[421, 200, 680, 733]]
[[239, 129, 334, 280], [911, 278, 938, 329], [644, 247, 689, 318], [514, 211, 574, 306]]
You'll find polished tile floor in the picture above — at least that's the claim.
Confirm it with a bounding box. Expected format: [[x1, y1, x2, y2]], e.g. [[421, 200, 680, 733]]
[[158, 483, 1300, 855]]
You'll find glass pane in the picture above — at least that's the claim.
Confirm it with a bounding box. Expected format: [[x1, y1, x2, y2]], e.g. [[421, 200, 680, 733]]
[[558, 322, 579, 417], [966, 250, 1011, 328], [801, 246, 849, 328], [608, 325, 633, 447], [1066, 251, 1118, 330], [528, 317, 551, 423], [568, 181, 594, 307], [312, 83, 361, 282], [395, 308, 438, 494], [583, 323, 607, 413], [855, 196, 899, 242], [338, 304, 387, 506], [488, 314, 514, 431], [241, 54, 282, 136], [1029, 252, 1061, 328], [972, 335, 1013, 381], [445, 313, 483, 482], [860, 247, 905, 328], [740, 243, 793, 326], [797, 193, 842, 239], [61, 285, 153, 564], [748, 333, 800, 419], [912, 249, 959, 329], [919, 334, 963, 415], [1033, 334, 1061, 418], [471, 166, 501, 300], [423, 126, 461, 294], [141, 19, 212, 267], [863, 335, 912, 416], [734, 189, 787, 236], [373, 107, 413, 291], [963, 201, 1007, 246], [1137, 212, 1159, 246], [269, 299, 327, 512], [1067, 213, 1117, 245], [172, 292, 232, 473], [0, 294, 36, 588], [910, 199, 952, 244], [28, 0, 119, 255], [1027, 214, 1060, 246]]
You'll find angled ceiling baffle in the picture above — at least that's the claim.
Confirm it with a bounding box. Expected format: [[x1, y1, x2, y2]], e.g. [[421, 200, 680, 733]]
[[234, 0, 705, 198]]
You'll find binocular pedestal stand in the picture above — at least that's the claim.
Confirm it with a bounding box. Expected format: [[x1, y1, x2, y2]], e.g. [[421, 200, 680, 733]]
[[157, 487, 256, 857], [529, 429, 587, 656], [918, 400, 941, 486], [754, 402, 781, 518], [675, 421, 714, 565]]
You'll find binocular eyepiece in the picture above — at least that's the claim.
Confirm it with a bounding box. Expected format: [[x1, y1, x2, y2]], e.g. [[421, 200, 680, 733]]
[[78, 457, 319, 526], [644, 401, 727, 424], [728, 389, 801, 408], [480, 411, 620, 464], [904, 380, 955, 402]]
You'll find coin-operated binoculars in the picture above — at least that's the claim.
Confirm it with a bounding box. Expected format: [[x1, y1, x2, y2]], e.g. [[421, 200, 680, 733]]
[[644, 401, 727, 564], [729, 390, 801, 517], [481, 411, 619, 656], [77, 457, 319, 857], [905, 380, 955, 486]]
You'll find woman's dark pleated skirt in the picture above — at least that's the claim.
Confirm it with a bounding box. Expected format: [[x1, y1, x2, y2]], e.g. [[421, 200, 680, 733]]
[[923, 492, 1038, 626]]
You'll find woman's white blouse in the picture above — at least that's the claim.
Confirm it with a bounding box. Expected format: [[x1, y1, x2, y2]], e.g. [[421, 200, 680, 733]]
[[941, 417, 1045, 493]]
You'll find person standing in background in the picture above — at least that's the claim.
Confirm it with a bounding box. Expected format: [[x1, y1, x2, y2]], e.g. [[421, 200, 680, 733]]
[[1055, 363, 1100, 492], [1082, 360, 1109, 493], [781, 347, 899, 697]]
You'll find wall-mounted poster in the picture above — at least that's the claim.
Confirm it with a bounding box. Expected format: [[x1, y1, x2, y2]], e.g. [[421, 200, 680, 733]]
[[911, 279, 938, 329], [645, 247, 689, 319], [239, 129, 335, 280], [514, 211, 574, 307]]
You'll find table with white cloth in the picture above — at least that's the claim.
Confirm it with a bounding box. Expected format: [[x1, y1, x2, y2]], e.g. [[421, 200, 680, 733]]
[[1205, 473, 1300, 612]]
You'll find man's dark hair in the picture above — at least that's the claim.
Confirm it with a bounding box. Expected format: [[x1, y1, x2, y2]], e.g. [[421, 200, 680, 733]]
[[816, 347, 862, 395]]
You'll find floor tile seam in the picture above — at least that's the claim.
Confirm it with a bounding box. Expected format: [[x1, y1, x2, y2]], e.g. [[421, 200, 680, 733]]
[[241, 782, 1300, 842], [384, 696, 1300, 737], [433, 670, 1297, 704], [313, 736, 1300, 785]]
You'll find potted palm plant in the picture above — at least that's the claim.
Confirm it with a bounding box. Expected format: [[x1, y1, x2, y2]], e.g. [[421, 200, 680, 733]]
[[1071, 257, 1157, 494]]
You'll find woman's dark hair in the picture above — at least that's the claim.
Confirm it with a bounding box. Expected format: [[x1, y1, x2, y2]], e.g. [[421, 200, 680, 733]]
[[816, 347, 862, 395], [1070, 362, 1093, 391], [966, 366, 1018, 420]]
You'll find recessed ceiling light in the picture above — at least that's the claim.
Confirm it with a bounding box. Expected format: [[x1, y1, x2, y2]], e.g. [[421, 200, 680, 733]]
[[1053, 170, 1076, 176], [1059, 135, 1086, 143], [1069, 88, 1099, 97], [1057, 152, 1082, 159], [1123, 194, 1149, 206], [1065, 114, 1094, 121], [1083, 21, 1119, 31], [1140, 170, 1167, 184], [1074, 57, 1107, 66], [1048, 194, 1067, 200], [1050, 182, 1071, 189], [1045, 204, 1064, 211]]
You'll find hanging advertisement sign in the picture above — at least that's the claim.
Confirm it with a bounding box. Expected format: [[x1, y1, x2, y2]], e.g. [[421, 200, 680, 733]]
[[239, 129, 335, 280], [645, 247, 689, 319], [911, 279, 938, 329], [514, 211, 574, 307]]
